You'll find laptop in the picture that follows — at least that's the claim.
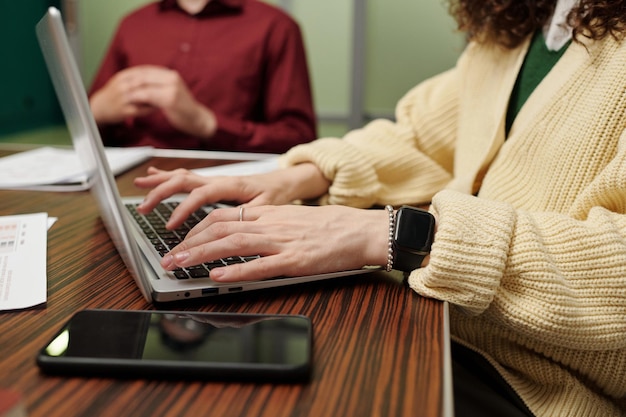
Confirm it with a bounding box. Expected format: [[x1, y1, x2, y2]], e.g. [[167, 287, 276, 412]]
[[36, 7, 372, 303]]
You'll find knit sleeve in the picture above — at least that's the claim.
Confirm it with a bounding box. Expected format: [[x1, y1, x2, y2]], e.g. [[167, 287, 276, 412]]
[[278, 65, 461, 208], [410, 184, 626, 351]]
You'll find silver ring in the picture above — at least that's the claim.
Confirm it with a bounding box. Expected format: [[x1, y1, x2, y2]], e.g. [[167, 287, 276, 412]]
[[239, 206, 244, 222]]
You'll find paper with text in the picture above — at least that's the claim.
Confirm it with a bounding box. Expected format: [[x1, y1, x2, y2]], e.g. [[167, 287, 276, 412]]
[[0, 213, 48, 311]]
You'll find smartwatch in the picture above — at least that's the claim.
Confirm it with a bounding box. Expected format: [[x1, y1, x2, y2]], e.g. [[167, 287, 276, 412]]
[[392, 206, 436, 272]]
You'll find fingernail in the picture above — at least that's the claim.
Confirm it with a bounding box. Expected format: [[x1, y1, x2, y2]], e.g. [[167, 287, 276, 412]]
[[173, 251, 190, 265], [161, 254, 173, 269], [210, 268, 225, 281]]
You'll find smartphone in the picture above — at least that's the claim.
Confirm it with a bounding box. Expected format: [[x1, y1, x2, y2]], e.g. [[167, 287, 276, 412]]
[[36, 309, 312, 382]]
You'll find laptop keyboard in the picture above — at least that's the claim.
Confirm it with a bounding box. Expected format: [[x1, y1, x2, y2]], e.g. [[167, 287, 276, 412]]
[[125, 202, 259, 280]]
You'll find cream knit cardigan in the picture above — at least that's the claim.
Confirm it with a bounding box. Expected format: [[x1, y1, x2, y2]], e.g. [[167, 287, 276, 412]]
[[280, 35, 626, 416]]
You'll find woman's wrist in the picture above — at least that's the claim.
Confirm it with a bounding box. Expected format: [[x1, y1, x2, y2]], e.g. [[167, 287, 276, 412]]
[[363, 209, 394, 268], [284, 163, 331, 202]]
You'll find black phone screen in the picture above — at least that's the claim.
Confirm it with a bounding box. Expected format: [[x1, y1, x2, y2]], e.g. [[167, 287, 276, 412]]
[[37, 309, 312, 382]]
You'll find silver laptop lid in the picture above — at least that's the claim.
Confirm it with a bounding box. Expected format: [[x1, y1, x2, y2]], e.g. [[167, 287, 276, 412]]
[[36, 7, 154, 302]]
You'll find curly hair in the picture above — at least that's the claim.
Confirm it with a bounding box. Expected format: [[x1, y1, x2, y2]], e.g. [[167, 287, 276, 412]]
[[448, 0, 626, 48]]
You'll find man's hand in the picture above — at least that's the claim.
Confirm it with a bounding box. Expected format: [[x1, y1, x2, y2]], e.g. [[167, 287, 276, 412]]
[[89, 66, 157, 125], [90, 65, 217, 138]]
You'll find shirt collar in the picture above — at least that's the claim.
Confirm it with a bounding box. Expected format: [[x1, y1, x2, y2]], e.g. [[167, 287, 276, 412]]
[[543, 0, 578, 51], [160, 0, 244, 15]]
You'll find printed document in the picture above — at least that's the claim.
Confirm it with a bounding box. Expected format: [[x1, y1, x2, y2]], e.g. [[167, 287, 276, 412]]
[[0, 213, 48, 311]]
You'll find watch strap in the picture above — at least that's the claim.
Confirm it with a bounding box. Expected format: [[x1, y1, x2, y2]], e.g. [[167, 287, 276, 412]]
[[392, 247, 428, 272]]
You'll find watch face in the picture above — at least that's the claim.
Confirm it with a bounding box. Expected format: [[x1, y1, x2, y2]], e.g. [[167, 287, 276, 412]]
[[394, 207, 435, 253]]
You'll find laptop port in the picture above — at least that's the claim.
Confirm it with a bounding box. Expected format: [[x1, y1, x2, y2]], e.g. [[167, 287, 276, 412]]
[[202, 288, 219, 296], [228, 287, 243, 293]]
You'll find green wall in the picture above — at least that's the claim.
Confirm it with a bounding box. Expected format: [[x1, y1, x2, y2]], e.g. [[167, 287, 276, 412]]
[[0, 0, 63, 137], [79, 0, 151, 89], [365, 1, 464, 114]]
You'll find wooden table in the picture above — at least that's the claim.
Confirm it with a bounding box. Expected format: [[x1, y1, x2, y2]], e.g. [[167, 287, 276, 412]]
[[0, 152, 453, 417]]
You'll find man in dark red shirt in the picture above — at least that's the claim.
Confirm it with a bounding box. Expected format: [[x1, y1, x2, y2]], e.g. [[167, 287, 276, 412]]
[[88, 0, 317, 153]]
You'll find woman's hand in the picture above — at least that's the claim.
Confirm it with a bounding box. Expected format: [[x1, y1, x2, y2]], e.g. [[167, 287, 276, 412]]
[[134, 163, 331, 229], [160, 205, 390, 282]]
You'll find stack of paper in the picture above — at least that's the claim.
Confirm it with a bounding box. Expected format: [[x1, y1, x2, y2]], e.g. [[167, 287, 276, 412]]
[[0, 146, 153, 192]]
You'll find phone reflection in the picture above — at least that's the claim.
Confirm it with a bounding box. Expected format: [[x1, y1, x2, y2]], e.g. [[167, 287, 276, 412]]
[[154, 313, 294, 363]]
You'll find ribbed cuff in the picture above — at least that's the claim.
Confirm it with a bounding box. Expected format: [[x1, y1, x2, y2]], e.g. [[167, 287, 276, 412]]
[[408, 189, 516, 315], [280, 138, 380, 208]]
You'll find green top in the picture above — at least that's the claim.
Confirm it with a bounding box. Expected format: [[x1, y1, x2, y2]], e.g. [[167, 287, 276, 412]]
[[505, 31, 570, 135]]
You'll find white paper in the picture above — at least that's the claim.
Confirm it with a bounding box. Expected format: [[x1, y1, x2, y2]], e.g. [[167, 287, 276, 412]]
[[0, 146, 153, 191], [0, 213, 48, 311], [0, 147, 86, 187], [191, 157, 279, 177]]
